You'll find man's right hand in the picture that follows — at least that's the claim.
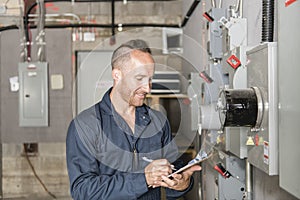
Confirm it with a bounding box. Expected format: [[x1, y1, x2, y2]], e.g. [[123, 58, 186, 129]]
[[144, 159, 173, 188]]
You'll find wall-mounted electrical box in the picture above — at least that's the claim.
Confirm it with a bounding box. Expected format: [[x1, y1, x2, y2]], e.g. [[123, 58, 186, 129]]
[[18, 62, 48, 127], [209, 8, 226, 59], [246, 42, 278, 175], [217, 156, 246, 200], [215, 43, 278, 175]]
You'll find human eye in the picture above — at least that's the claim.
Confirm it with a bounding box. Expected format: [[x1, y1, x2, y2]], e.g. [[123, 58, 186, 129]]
[[135, 75, 144, 81]]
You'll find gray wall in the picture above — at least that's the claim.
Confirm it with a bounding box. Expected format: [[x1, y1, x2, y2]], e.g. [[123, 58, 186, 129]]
[[0, 29, 73, 143], [0, 29, 73, 198], [182, 0, 208, 73]]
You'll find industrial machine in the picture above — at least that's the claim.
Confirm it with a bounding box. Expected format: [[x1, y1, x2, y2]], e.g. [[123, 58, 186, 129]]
[[187, 0, 284, 199]]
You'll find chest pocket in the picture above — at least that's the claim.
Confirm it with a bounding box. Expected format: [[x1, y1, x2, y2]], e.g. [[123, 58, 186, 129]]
[[135, 133, 164, 163]]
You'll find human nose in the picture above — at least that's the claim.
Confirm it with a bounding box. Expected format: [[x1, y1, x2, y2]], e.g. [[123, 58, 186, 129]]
[[142, 80, 151, 93]]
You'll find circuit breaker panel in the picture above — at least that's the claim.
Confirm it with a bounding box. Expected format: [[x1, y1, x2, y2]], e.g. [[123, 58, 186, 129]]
[[18, 62, 48, 127]]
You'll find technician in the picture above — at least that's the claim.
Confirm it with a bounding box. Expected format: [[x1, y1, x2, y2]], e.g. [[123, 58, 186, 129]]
[[66, 40, 201, 200]]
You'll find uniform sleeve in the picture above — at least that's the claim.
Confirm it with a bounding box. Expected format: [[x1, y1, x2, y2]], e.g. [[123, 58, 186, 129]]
[[66, 120, 149, 200], [161, 118, 195, 198]]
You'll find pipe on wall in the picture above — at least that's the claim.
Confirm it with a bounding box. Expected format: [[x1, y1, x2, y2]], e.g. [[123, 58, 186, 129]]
[[245, 159, 253, 200], [181, 0, 201, 27], [36, 0, 46, 62], [261, 0, 274, 42], [1, 0, 199, 33]]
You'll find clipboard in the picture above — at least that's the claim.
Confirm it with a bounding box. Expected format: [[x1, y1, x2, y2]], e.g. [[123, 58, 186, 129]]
[[168, 150, 213, 178]]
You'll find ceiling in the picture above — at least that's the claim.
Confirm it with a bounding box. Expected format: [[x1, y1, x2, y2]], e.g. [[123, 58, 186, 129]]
[[0, 0, 183, 29]]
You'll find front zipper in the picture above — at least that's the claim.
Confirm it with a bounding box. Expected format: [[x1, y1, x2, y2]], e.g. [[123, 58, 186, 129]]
[[133, 147, 138, 171]]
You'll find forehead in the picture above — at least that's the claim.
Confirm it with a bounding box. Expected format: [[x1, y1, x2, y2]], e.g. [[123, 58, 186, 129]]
[[131, 65, 155, 77], [124, 50, 155, 74]]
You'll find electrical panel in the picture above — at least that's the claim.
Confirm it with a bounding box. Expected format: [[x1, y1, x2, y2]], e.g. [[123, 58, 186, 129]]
[[216, 43, 278, 175], [246, 42, 278, 175], [187, 73, 203, 132], [18, 62, 48, 127], [217, 156, 246, 200], [209, 8, 227, 59]]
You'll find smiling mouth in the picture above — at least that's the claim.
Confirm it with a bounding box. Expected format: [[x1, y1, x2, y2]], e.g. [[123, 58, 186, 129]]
[[136, 93, 147, 99]]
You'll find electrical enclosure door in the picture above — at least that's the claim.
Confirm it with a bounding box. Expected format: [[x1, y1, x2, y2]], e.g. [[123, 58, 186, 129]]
[[19, 62, 48, 127], [247, 42, 278, 175], [76, 51, 113, 114], [278, 1, 300, 198]]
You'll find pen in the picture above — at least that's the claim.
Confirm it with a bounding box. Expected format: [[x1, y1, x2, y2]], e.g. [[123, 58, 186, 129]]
[[142, 156, 176, 188], [142, 157, 176, 170]]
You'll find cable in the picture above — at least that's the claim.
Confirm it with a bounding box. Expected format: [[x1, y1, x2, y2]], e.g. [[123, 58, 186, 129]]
[[0, 22, 179, 32], [23, 144, 57, 199], [0, 25, 18, 31], [181, 0, 201, 27], [111, 0, 115, 36]]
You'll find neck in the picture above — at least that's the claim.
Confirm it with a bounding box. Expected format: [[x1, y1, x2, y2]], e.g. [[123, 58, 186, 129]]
[[110, 87, 135, 117], [110, 87, 136, 133]]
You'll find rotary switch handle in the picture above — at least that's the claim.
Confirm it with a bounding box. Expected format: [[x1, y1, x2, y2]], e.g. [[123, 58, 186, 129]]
[[214, 163, 232, 179]]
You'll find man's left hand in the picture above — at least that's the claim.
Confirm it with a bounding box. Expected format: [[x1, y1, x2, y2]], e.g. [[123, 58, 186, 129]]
[[158, 165, 201, 191]]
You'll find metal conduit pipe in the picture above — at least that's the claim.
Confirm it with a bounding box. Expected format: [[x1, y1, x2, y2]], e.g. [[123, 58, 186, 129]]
[[25, 0, 199, 29], [261, 0, 274, 42], [218, 0, 222, 8], [211, 0, 216, 8], [18, 0, 27, 62], [36, 0, 46, 62], [2, 0, 199, 33], [245, 159, 253, 200], [235, 0, 240, 14], [234, 0, 243, 18], [24, 1, 182, 29], [29, 13, 82, 23], [240, 0, 243, 18]]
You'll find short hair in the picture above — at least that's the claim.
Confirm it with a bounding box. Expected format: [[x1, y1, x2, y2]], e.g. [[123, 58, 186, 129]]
[[111, 44, 133, 70], [124, 39, 152, 54], [111, 39, 152, 70]]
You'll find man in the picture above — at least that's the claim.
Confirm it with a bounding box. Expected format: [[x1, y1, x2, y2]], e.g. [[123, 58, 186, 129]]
[[66, 40, 201, 200]]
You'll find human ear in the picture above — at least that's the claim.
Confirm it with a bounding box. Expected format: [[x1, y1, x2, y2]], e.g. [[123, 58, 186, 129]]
[[112, 69, 121, 81]]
